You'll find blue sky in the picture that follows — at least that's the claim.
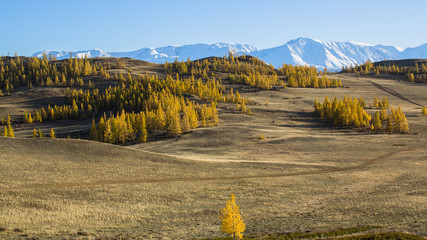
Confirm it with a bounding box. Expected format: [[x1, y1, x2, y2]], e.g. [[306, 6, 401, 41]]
[[1, 0, 426, 56]]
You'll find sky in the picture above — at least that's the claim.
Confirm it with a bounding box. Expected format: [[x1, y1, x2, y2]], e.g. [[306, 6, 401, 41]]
[[1, 0, 426, 56]]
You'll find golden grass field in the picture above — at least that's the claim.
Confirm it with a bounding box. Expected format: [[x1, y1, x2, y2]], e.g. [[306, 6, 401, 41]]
[[0, 69, 426, 239]]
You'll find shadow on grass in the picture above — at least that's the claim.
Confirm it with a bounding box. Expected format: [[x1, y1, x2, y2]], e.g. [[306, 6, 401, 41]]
[[198, 226, 424, 240]]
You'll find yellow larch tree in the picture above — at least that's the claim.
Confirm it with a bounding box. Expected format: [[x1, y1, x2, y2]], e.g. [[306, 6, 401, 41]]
[[49, 128, 55, 138], [372, 111, 382, 131], [7, 124, 14, 137], [89, 118, 98, 141], [220, 194, 245, 240]]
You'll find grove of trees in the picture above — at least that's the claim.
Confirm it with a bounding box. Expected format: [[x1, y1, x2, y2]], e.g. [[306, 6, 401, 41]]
[[314, 96, 409, 133], [0, 54, 120, 94]]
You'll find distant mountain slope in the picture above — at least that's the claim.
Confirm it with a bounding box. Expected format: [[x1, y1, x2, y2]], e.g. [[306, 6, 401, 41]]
[[32, 38, 427, 71], [32, 49, 110, 59], [33, 43, 257, 63], [252, 38, 403, 70], [398, 43, 427, 59]]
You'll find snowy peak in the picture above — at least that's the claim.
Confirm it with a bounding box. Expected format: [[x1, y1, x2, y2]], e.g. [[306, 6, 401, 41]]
[[252, 38, 409, 70], [31, 39, 427, 71], [32, 49, 110, 59], [126, 42, 257, 63], [33, 43, 258, 63]]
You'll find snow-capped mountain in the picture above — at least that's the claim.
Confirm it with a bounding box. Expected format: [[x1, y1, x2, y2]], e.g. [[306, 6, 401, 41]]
[[252, 37, 404, 70], [398, 43, 427, 59], [33, 43, 257, 63], [32, 38, 427, 71], [32, 48, 110, 59], [109, 43, 257, 63]]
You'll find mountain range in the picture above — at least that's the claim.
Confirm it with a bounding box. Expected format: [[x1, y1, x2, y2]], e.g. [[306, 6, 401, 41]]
[[32, 38, 427, 71]]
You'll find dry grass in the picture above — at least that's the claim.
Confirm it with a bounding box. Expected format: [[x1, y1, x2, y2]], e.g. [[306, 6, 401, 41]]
[[0, 73, 426, 239]]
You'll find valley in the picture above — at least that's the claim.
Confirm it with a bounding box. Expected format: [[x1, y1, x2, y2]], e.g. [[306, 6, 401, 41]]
[[0, 55, 426, 239]]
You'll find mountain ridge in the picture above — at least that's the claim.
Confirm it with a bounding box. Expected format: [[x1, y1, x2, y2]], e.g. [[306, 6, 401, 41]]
[[32, 38, 427, 71]]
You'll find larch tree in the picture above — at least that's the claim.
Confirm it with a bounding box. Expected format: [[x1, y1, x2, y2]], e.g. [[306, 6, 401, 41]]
[[386, 116, 393, 133], [168, 112, 182, 135], [38, 129, 43, 138], [372, 111, 382, 131], [140, 113, 148, 142], [7, 124, 14, 137], [104, 121, 113, 143], [89, 119, 98, 141], [180, 111, 191, 133], [28, 113, 33, 123], [97, 117, 106, 141], [49, 128, 55, 138], [23, 112, 29, 123], [220, 194, 245, 240], [422, 106, 427, 115], [32, 128, 37, 138]]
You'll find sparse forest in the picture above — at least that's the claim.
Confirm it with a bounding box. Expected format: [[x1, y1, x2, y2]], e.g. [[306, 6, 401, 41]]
[[1, 52, 416, 145], [165, 53, 343, 90], [0, 52, 347, 144], [342, 60, 427, 83]]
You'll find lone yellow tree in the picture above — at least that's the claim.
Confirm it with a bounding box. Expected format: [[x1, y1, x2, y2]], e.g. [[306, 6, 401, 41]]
[[49, 128, 55, 138], [220, 194, 245, 240]]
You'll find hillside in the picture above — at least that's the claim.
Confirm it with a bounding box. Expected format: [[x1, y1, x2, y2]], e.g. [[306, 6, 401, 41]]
[[1, 55, 427, 239], [1, 65, 427, 238]]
